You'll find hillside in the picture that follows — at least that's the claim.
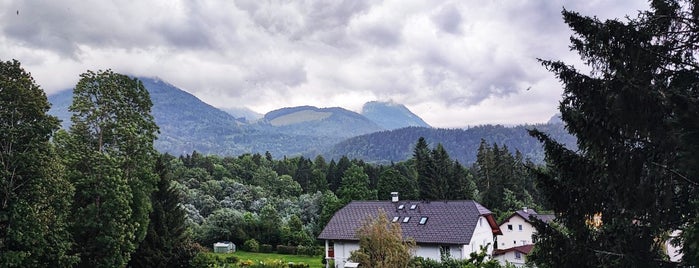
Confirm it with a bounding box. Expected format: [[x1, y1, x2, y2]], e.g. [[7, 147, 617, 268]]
[[361, 101, 431, 130], [325, 123, 576, 165], [256, 106, 384, 138], [48, 76, 573, 164]]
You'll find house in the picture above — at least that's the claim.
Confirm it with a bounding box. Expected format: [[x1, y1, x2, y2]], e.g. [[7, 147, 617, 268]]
[[493, 208, 554, 266], [497, 208, 554, 249], [493, 244, 533, 267], [318, 193, 502, 268]]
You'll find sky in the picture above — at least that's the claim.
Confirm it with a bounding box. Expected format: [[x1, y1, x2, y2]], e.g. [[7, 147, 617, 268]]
[[0, 0, 649, 128]]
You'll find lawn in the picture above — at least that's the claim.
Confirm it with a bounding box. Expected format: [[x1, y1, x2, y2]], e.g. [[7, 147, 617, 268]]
[[223, 251, 326, 268]]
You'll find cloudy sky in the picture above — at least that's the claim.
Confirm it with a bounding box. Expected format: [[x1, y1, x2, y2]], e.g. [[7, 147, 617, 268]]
[[1, 0, 649, 128]]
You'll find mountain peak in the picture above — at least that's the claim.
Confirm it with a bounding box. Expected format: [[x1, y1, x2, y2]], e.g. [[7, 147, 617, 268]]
[[361, 101, 431, 130]]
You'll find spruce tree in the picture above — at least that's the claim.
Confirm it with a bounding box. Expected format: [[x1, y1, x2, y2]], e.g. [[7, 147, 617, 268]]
[[530, 1, 699, 266], [129, 154, 196, 268]]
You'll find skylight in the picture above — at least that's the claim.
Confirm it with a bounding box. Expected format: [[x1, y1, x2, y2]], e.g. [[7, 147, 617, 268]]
[[419, 217, 428, 225], [403, 217, 410, 223], [398, 204, 404, 210], [410, 204, 417, 210], [392, 216, 399, 222]]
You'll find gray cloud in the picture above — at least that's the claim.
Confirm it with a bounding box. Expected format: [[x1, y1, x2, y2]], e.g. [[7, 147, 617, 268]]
[[0, 0, 649, 127]]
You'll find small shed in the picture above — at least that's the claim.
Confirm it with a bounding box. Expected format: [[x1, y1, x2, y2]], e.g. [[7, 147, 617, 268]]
[[213, 242, 236, 253]]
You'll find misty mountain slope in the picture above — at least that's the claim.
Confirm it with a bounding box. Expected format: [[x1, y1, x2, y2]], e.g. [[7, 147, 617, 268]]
[[361, 101, 431, 130], [325, 123, 576, 165], [47, 77, 342, 157], [257, 106, 384, 138]]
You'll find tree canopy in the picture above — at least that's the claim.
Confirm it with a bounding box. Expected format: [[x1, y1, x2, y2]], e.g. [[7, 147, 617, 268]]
[[529, 0, 699, 266]]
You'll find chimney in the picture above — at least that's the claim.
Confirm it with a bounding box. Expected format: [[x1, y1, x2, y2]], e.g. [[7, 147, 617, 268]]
[[523, 207, 528, 213], [391, 192, 399, 203]]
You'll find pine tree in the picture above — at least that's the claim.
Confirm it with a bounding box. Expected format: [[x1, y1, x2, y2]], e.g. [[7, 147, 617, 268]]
[[529, 1, 699, 266], [0, 59, 77, 267]]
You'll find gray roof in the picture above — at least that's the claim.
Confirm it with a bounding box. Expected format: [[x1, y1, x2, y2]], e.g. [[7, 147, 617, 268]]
[[503, 209, 555, 224], [318, 200, 500, 245]]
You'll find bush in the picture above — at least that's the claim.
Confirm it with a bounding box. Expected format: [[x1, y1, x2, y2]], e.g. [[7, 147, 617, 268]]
[[190, 253, 239, 268], [288, 262, 310, 268], [296, 245, 323, 256], [260, 244, 274, 253], [244, 239, 260, 252], [276, 245, 297, 255]]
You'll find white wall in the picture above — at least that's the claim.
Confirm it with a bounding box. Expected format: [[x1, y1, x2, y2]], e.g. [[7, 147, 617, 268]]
[[498, 216, 534, 249], [493, 251, 526, 267], [469, 216, 496, 256], [330, 241, 360, 268]]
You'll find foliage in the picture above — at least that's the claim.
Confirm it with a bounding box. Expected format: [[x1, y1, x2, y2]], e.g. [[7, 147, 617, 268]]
[[129, 154, 199, 268], [58, 70, 159, 267], [472, 140, 542, 219], [245, 239, 261, 253], [349, 209, 416, 268], [529, 0, 699, 266], [0, 59, 77, 267], [337, 164, 377, 202], [413, 138, 478, 200]]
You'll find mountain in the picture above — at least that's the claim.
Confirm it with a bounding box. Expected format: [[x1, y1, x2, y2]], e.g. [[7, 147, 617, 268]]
[[47, 77, 342, 157], [361, 101, 431, 130], [219, 106, 263, 122], [257, 106, 384, 138], [325, 124, 576, 165], [47, 76, 570, 164]]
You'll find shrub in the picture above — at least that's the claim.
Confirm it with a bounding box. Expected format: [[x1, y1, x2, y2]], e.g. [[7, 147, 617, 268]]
[[288, 262, 310, 268], [276, 245, 297, 255], [260, 244, 274, 253], [244, 239, 260, 252]]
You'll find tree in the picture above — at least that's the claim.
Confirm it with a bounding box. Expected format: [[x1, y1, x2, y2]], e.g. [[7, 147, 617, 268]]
[[529, 1, 699, 266], [58, 70, 159, 267], [337, 164, 376, 202], [349, 209, 415, 268], [413, 137, 434, 199], [129, 154, 198, 268], [0, 59, 77, 267]]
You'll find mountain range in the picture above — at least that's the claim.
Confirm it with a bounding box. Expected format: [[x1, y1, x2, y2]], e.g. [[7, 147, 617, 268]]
[[47, 77, 575, 165]]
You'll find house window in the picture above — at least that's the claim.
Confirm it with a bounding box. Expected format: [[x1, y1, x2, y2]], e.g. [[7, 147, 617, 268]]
[[392, 216, 399, 222], [410, 204, 417, 210], [507, 224, 513, 231], [518, 224, 523, 231], [515, 252, 522, 259], [419, 217, 428, 225], [513, 240, 517, 245], [479, 218, 483, 227], [521, 240, 527, 245], [403, 217, 410, 223]]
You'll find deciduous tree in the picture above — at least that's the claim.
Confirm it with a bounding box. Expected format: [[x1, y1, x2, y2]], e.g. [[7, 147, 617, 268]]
[[349, 209, 415, 268], [0, 59, 77, 267], [58, 70, 159, 267]]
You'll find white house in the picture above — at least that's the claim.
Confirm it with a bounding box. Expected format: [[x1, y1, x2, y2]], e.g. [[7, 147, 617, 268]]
[[492, 244, 533, 267], [497, 208, 554, 249], [318, 194, 502, 268], [493, 208, 554, 266]]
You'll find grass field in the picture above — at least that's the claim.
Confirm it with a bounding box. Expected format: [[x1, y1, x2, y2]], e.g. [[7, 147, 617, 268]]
[[220, 251, 326, 268]]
